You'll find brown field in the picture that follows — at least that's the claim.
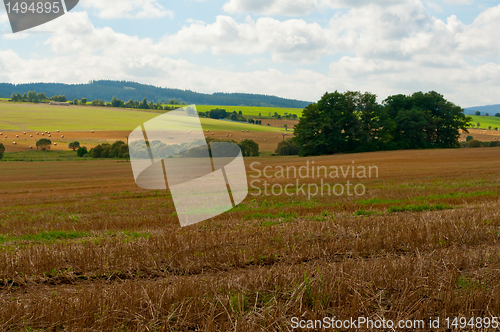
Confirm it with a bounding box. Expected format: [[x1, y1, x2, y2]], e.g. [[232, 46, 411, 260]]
[[257, 119, 299, 129], [460, 128, 500, 142], [1, 130, 291, 153], [0, 147, 500, 331]]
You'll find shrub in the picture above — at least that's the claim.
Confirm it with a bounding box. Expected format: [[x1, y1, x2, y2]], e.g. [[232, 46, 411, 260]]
[[489, 141, 500, 147], [466, 136, 473, 142], [468, 139, 482, 148], [36, 138, 52, 151], [275, 138, 300, 155], [77, 146, 88, 157], [68, 141, 81, 151], [0, 143, 4, 160], [238, 139, 259, 157]]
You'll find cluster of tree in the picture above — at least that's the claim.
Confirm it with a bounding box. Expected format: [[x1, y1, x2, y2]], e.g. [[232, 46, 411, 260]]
[[71, 96, 182, 110], [0, 143, 5, 160], [0, 80, 310, 108], [10, 91, 67, 103], [248, 119, 263, 124], [128, 137, 259, 159], [294, 91, 472, 156], [464, 139, 500, 148], [275, 138, 300, 155], [474, 111, 500, 117], [90, 141, 129, 159]]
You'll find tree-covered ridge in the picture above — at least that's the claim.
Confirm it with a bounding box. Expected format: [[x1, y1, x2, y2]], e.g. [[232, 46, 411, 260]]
[[294, 91, 471, 156], [0, 80, 310, 108]]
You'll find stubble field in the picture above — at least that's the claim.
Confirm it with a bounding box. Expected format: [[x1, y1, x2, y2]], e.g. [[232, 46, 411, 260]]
[[0, 146, 499, 331]]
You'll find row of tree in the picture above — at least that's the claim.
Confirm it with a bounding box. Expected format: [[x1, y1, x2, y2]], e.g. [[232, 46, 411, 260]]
[[473, 111, 500, 117], [10, 91, 67, 103], [293, 91, 471, 156]]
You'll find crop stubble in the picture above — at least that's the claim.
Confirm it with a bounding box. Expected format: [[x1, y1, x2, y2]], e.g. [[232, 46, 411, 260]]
[[0, 148, 499, 330]]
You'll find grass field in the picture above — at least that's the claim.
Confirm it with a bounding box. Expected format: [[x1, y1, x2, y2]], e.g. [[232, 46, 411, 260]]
[[1, 147, 500, 330], [195, 105, 303, 118], [469, 115, 500, 129], [0, 102, 286, 133]]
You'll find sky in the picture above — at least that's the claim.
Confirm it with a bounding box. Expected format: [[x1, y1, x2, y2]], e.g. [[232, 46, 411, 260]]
[[0, 0, 499, 107]]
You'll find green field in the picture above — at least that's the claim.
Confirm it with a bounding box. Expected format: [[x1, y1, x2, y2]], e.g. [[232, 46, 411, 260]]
[[0, 102, 286, 133], [195, 105, 303, 118], [469, 115, 500, 129]]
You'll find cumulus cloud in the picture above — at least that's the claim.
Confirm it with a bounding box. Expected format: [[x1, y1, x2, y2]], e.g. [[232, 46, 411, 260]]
[[80, 0, 173, 19], [2, 1, 500, 107], [223, 0, 319, 16], [160, 15, 342, 62]]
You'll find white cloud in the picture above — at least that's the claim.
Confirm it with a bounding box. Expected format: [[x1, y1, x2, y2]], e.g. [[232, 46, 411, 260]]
[[160, 15, 340, 63], [442, 0, 472, 4], [2, 1, 500, 107], [80, 0, 173, 19], [223, 0, 319, 16]]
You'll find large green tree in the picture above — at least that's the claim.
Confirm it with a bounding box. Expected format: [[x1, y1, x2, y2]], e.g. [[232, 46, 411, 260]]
[[294, 91, 382, 156], [294, 90, 471, 156]]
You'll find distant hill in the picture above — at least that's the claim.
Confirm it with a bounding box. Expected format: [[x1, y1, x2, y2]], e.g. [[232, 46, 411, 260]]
[[0, 80, 311, 108], [464, 104, 500, 116]]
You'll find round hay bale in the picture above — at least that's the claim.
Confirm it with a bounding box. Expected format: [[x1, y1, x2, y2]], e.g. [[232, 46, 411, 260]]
[[61, 135, 64, 138]]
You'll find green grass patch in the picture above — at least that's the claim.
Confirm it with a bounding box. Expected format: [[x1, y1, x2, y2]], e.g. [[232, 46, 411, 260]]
[[0, 150, 89, 161], [387, 203, 452, 213], [354, 209, 376, 216], [0, 231, 91, 244]]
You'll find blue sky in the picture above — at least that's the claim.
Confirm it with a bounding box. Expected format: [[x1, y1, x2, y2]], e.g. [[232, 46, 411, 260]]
[[1, 0, 499, 107]]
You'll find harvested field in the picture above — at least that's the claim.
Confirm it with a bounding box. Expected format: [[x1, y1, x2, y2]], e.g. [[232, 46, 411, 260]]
[[0, 147, 499, 330], [1, 130, 290, 153], [460, 128, 500, 142]]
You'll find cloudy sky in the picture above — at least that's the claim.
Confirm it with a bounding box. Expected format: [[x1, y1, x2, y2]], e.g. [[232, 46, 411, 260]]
[[0, 0, 499, 107]]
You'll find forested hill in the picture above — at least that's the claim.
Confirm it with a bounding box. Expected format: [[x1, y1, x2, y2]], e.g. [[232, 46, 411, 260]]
[[464, 104, 500, 115], [0, 80, 310, 108]]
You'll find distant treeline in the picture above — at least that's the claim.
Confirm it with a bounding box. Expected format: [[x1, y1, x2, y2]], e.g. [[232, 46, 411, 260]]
[[10, 91, 67, 103], [294, 91, 472, 156], [0, 80, 310, 108]]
